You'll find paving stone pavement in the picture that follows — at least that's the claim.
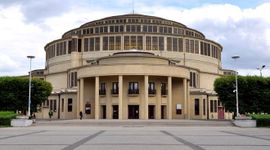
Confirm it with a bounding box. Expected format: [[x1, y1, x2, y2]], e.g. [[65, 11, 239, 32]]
[[0, 120, 270, 150]]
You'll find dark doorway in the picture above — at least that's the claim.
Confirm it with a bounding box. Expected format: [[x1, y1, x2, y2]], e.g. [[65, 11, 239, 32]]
[[128, 105, 139, 119], [112, 105, 119, 119], [102, 105, 106, 119], [148, 105, 155, 119], [161, 105, 166, 119], [218, 106, 225, 119]]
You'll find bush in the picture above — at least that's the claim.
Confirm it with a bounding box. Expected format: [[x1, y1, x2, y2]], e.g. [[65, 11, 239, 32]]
[[250, 114, 270, 127], [0, 111, 17, 127]]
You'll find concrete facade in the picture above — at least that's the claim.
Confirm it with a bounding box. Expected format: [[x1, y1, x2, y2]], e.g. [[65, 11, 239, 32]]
[[36, 14, 232, 120]]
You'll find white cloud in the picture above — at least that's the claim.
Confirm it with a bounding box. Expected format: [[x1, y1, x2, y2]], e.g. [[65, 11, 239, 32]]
[[0, 1, 270, 76]]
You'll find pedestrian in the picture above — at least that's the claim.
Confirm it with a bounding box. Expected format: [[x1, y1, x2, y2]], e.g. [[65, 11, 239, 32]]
[[32, 113, 36, 123], [48, 110, 53, 120], [79, 111, 83, 120]]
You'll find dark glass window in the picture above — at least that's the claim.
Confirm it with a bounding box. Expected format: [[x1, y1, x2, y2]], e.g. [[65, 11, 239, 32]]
[[68, 98, 72, 112], [128, 82, 139, 94], [173, 38, 177, 51], [109, 36, 114, 50], [195, 99, 199, 115], [103, 37, 108, 50], [61, 98, 64, 112], [137, 36, 143, 50], [159, 37, 164, 50], [99, 83, 106, 95], [167, 37, 172, 51], [203, 99, 206, 115], [148, 82, 156, 94], [146, 36, 151, 50], [161, 83, 167, 95], [112, 82, 119, 94], [95, 37, 100, 51], [115, 36, 121, 50], [152, 37, 158, 50]]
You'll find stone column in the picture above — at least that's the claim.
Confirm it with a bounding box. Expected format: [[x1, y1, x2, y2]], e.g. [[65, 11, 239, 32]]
[[187, 80, 191, 119], [156, 80, 161, 119], [168, 76, 172, 119], [76, 80, 80, 119], [95, 76, 100, 119], [144, 75, 149, 119], [118, 75, 123, 120], [79, 78, 84, 112], [183, 78, 188, 119]]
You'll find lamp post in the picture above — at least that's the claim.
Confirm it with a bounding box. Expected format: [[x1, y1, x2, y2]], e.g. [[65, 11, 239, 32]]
[[27, 55, 35, 117], [257, 65, 266, 77], [232, 55, 240, 117]]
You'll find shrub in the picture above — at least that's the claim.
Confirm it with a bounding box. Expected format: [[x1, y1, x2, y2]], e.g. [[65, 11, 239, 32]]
[[0, 111, 17, 127], [250, 114, 270, 127]]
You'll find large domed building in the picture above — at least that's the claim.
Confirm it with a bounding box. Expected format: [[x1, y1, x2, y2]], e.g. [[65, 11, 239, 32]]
[[38, 14, 232, 120]]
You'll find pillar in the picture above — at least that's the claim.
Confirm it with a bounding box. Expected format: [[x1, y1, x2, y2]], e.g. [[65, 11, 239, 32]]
[[168, 76, 172, 119], [95, 76, 100, 119], [118, 75, 123, 120], [76, 80, 80, 119], [144, 75, 149, 119], [183, 78, 188, 119], [187, 80, 191, 119], [79, 78, 84, 112]]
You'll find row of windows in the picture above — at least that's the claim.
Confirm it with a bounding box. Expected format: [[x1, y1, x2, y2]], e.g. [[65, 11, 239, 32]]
[[46, 37, 221, 60], [194, 99, 216, 116], [99, 82, 167, 95], [47, 98, 73, 112]]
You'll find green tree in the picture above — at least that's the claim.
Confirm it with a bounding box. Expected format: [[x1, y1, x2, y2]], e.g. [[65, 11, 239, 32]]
[[214, 76, 270, 114], [0, 77, 52, 113]]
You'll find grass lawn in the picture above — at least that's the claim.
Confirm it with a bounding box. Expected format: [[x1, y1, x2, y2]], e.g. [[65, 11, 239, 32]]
[[250, 114, 270, 127], [0, 111, 17, 127]]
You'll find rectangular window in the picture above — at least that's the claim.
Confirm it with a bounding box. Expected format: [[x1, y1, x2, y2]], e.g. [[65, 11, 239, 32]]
[[190, 40, 194, 53], [161, 83, 167, 95], [214, 100, 217, 112], [99, 83, 106, 95], [61, 98, 64, 112], [203, 99, 206, 115], [95, 37, 100, 51], [195, 40, 199, 54], [128, 82, 139, 94], [143, 25, 147, 32], [189, 72, 197, 88], [152, 37, 158, 50], [146, 36, 151, 50], [103, 37, 108, 50], [178, 38, 183, 52], [167, 37, 172, 51], [124, 36, 129, 50], [89, 38, 94, 51], [109, 36, 114, 50], [159, 37, 164, 50], [115, 36, 121, 50], [210, 100, 214, 113], [137, 36, 143, 50], [148, 82, 156, 94], [173, 38, 177, 51], [112, 82, 119, 94], [68, 98, 72, 112], [84, 38, 89, 52], [186, 39, 190, 53], [130, 36, 136, 49], [195, 99, 199, 115]]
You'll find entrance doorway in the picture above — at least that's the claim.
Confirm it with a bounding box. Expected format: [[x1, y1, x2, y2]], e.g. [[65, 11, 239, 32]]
[[112, 105, 119, 119], [218, 106, 225, 119], [161, 105, 166, 119], [148, 105, 155, 119], [102, 105, 106, 119], [128, 105, 139, 119]]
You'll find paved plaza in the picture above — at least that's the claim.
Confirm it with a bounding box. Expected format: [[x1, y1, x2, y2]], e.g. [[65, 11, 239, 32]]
[[0, 120, 270, 150]]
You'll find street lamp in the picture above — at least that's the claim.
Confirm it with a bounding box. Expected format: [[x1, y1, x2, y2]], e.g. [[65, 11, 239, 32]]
[[232, 55, 240, 117], [27, 55, 35, 117], [257, 65, 266, 77]]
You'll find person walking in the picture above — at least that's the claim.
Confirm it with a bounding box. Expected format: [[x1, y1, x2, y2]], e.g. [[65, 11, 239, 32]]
[[79, 111, 83, 120]]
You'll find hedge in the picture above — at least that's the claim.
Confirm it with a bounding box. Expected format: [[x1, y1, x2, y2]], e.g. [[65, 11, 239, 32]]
[[0, 111, 17, 126], [250, 114, 270, 127]]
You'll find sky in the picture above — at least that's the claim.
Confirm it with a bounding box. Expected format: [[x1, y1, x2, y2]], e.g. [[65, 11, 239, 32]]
[[0, 0, 270, 76]]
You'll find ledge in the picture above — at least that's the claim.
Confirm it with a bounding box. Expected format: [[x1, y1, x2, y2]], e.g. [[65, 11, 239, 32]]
[[233, 119, 256, 128], [11, 119, 33, 127]]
